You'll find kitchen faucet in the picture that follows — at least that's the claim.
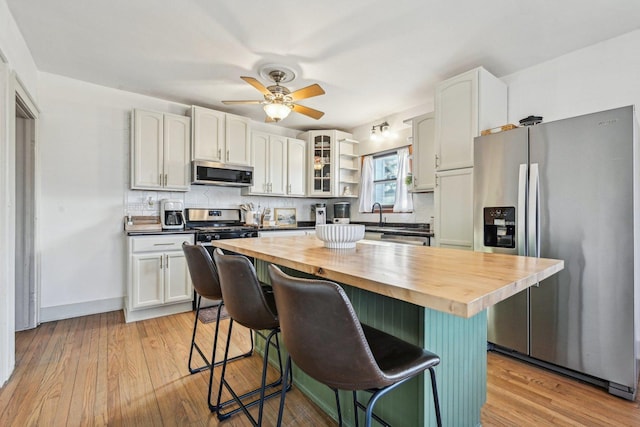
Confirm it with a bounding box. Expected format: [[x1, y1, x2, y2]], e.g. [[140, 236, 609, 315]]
[[371, 202, 383, 227]]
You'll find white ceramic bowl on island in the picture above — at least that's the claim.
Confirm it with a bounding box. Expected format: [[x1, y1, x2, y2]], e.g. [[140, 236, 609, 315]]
[[315, 224, 365, 249]]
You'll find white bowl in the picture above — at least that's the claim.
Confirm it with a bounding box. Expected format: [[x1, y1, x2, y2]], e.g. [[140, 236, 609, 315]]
[[315, 224, 365, 249]]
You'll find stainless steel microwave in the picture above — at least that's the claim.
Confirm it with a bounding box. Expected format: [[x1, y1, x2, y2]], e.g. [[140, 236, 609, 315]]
[[191, 160, 253, 187]]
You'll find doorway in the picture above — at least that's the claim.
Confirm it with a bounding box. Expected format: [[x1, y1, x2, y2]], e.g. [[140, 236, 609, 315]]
[[14, 89, 38, 331]]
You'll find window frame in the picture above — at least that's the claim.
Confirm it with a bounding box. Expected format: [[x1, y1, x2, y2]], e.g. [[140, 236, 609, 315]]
[[372, 151, 399, 209]]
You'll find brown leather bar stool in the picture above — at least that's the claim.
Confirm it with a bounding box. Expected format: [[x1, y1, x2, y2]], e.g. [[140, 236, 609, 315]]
[[213, 248, 291, 425], [181, 242, 253, 411], [268, 265, 442, 427]]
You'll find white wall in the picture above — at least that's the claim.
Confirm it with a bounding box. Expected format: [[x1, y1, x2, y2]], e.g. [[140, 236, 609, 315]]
[[37, 72, 190, 320], [503, 29, 640, 123]]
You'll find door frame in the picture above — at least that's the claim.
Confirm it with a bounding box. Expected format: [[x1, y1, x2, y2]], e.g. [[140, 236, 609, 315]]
[[12, 76, 39, 331]]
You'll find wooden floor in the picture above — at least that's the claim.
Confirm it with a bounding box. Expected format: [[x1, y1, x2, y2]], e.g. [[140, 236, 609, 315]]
[[0, 310, 638, 426]]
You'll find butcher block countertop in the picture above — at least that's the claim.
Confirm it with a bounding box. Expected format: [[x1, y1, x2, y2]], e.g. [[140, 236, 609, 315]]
[[213, 235, 564, 318]]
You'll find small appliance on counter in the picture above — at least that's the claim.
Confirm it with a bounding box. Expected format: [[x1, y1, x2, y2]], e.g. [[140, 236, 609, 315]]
[[160, 199, 184, 230], [313, 203, 327, 226], [333, 202, 351, 224]]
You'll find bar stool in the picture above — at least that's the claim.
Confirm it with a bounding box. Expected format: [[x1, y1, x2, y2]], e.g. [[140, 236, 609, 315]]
[[213, 248, 291, 425], [268, 265, 442, 427], [181, 242, 253, 411]]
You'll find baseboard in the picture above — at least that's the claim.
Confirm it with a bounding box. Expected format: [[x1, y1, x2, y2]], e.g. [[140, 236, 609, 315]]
[[39, 297, 124, 323]]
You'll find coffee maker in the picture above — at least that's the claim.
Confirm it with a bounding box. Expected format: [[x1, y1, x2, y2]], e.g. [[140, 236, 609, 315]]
[[333, 202, 351, 224], [160, 199, 184, 230], [312, 203, 327, 226]]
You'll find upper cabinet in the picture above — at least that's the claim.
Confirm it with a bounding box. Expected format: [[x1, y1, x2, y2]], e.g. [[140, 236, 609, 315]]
[[131, 109, 191, 191], [435, 67, 507, 171], [299, 130, 359, 198], [287, 138, 307, 197], [409, 112, 436, 192], [244, 131, 287, 196], [190, 106, 250, 166], [242, 132, 305, 197]]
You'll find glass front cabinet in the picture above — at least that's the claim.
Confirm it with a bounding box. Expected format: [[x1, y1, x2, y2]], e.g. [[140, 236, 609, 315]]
[[298, 130, 359, 198]]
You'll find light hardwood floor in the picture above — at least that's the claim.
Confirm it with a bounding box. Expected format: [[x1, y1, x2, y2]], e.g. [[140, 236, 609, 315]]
[[0, 310, 638, 426]]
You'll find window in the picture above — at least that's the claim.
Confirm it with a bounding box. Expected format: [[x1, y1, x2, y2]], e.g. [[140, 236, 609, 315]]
[[373, 152, 398, 207]]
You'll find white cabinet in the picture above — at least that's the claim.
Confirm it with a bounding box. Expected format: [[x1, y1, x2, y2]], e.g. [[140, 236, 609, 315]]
[[434, 168, 474, 250], [433, 67, 506, 251], [409, 112, 435, 192], [244, 132, 287, 195], [299, 129, 358, 197], [125, 234, 194, 323], [435, 67, 507, 171], [131, 109, 191, 191], [191, 106, 251, 166], [287, 138, 307, 197], [225, 113, 251, 165]]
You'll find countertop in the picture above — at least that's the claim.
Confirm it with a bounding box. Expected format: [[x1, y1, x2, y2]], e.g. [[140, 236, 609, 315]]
[[211, 235, 563, 318]]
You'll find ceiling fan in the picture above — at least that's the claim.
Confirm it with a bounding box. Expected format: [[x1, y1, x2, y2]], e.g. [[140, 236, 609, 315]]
[[222, 67, 325, 122]]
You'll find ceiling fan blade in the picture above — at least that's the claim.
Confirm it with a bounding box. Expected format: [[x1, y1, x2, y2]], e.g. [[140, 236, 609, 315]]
[[241, 76, 272, 96], [221, 100, 263, 105], [289, 84, 325, 101], [264, 116, 276, 123], [292, 104, 325, 120]]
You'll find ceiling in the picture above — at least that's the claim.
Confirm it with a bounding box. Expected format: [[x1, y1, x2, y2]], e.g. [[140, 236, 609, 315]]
[[7, 0, 640, 131]]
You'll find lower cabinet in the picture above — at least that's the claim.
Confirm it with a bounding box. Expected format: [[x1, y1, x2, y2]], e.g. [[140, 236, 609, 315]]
[[125, 234, 195, 322], [434, 167, 474, 250]]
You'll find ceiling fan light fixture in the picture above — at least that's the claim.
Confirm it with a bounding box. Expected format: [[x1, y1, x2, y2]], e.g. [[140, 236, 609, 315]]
[[263, 102, 292, 122]]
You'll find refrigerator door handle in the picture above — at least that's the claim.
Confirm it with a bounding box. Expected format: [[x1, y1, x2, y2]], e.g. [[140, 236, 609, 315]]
[[518, 164, 527, 256], [529, 163, 541, 260]]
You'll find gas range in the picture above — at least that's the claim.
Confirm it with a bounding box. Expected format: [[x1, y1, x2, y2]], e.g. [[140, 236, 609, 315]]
[[185, 208, 258, 243]]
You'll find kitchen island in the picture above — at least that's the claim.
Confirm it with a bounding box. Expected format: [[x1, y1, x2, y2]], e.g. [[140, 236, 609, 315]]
[[213, 235, 563, 426]]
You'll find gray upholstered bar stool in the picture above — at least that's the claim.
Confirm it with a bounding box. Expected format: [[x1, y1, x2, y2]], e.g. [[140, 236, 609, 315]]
[[213, 248, 291, 425], [182, 242, 253, 411], [268, 265, 442, 427]]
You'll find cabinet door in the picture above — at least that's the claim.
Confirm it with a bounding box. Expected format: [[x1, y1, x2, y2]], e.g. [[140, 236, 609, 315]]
[[435, 69, 477, 171], [164, 252, 193, 303], [163, 114, 191, 190], [434, 168, 473, 250], [269, 135, 287, 195], [192, 106, 225, 161], [412, 113, 435, 192], [225, 114, 251, 165], [309, 132, 333, 197], [131, 253, 164, 308], [250, 132, 269, 194], [287, 138, 306, 196], [132, 109, 163, 189]]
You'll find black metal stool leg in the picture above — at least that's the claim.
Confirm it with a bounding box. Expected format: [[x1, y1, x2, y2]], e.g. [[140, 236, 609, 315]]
[[429, 367, 443, 427], [333, 389, 342, 426], [352, 390, 359, 427], [189, 295, 211, 374], [276, 355, 292, 427], [215, 327, 290, 423]]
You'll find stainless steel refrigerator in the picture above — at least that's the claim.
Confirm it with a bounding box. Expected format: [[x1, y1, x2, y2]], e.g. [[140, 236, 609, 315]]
[[473, 106, 640, 400]]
